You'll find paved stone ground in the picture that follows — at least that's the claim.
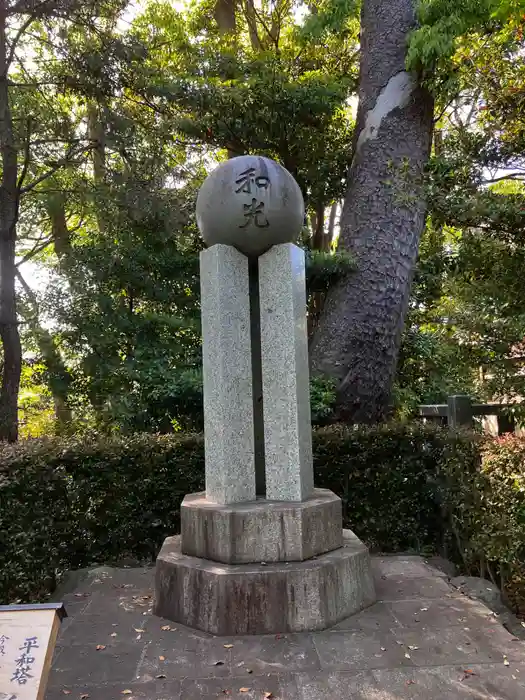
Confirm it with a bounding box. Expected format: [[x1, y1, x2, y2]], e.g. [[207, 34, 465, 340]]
[[45, 556, 525, 699]]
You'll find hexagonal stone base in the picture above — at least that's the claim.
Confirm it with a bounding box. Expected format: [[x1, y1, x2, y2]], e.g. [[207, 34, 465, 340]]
[[181, 488, 343, 564], [154, 530, 376, 635]]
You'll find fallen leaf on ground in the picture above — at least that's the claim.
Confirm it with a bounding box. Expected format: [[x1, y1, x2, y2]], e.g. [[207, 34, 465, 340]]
[[159, 655, 165, 661], [134, 628, 144, 633], [224, 644, 234, 649], [161, 625, 171, 631], [111, 633, 118, 637], [239, 688, 250, 693], [121, 691, 133, 695], [504, 658, 510, 666], [461, 669, 477, 681], [96, 645, 106, 651]]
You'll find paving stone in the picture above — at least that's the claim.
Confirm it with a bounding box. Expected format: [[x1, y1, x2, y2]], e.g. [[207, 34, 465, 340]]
[[226, 633, 321, 674], [289, 670, 376, 700], [372, 556, 442, 579], [48, 642, 146, 685], [375, 574, 456, 601], [391, 623, 525, 667], [55, 566, 155, 597], [43, 556, 525, 699], [331, 602, 400, 632], [142, 615, 213, 641], [137, 637, 232, 681], [45, 679, 181, 700], [389, 596, 496, 629], [181, 673, 294, 699], [313, 629, 408, 671], [57, 612, 148, 646], [371, 664, 525, 699], [60, 597, 92, 619], [86, 590, 155, 616], [463, 622, 525, 661]]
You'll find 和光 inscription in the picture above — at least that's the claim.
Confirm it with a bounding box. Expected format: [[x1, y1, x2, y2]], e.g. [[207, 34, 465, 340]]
[[240, 198, 269, 228], [235, 167, 270, 194]]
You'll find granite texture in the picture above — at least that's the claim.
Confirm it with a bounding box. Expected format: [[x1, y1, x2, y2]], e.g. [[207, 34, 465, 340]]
[[196, 156, 304, 257], [154, 530, 376, 635], [200, 244, 256, 504], [180, 488, 343, 564], [259, 243, 314, 501]]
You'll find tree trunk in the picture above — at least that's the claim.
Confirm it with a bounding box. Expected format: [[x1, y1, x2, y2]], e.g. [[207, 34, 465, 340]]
[[309, 0, 434, 423], [47, 192, 72, 259], [17, 271, 72, 430], [87, 101, 108, 233], [311, 202, 325, 251], [0, 2, 22, 441], [326, 201, 338, 249], [214, 0, 236, 33]]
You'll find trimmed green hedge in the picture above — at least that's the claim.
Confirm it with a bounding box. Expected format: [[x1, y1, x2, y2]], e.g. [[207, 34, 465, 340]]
[[0, 424, 480, 604]]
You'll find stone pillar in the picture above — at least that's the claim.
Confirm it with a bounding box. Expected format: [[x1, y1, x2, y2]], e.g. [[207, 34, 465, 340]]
[[155, 155, 376, 635], [259, 243, 314, 501], [447, 395, 473, 430], [200, 244, 256, 504]]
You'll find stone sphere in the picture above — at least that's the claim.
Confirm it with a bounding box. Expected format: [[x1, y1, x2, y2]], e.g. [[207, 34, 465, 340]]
[[196, 155, 305, 257]]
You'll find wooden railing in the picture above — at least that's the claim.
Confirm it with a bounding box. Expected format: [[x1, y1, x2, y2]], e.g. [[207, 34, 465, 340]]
[[419, 395, 518, 434]]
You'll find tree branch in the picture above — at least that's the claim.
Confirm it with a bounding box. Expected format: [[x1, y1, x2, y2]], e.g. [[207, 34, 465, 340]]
[[4, 14, 35, 74], [16, 234, 53, 266], [484, 172, 525, 185], [20, 144, 87, 194], [17, 116, 32, 191]]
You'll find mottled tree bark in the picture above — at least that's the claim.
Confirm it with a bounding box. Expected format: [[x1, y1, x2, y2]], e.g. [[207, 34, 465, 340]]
[[309, 0, 434, 423], [0, 1, 21, 441]]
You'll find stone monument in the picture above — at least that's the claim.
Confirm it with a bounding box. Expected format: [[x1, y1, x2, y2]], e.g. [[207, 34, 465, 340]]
[[154, 155, 376, 635]]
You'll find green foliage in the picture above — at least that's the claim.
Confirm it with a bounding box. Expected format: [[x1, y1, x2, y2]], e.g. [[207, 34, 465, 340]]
[[408, 0, 525, 78], [310, 376, 337, 424], [0, 433, 204, 603], [306, 249, 356, 293], [0, 424, 477, 604], [314, 423, 479, 551], [475, 435, 525, 568], [438, 433, 525, 596]]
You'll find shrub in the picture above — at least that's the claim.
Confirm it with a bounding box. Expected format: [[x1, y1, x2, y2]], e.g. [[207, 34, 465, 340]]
[[314, 423, 480, 551], [442, 434, 525, 588], [0, 423, 479, 604]]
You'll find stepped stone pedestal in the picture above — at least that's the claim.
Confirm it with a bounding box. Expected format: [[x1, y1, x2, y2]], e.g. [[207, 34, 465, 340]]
[[154, 155, 375, 634]]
